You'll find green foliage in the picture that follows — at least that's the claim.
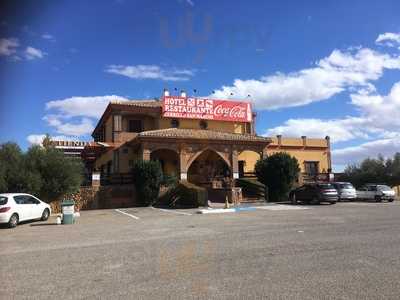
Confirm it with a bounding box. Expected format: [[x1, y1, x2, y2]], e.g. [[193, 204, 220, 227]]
[[132, 160, 163, 206], [0, 141, 83, 202], [157, 181, 207, 208], [339, 153, 400, 188], [255, 152, 300, 201], [160, 174, 179, 187], [235, 178, 266, 199]]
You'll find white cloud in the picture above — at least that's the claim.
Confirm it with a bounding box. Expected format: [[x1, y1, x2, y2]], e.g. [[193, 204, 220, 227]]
[[41, 33, 55, 41], [333, 136, 400, 165], [43, 95, 130, 137], [46, 95, 129, 118], [24, 46, 45, 60], [265, 80, 400, 143], [0, 38, 19, 56], [376, 32, 400, 47], [212, 48, 400, 110], [27, 134, 78, 146], [105, 64, 195, 81], [43, 116, 94, 136], [264, 117, 369, 143]]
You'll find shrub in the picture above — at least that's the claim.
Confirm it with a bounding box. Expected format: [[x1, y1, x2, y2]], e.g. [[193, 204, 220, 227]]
[[255, 152, 300, 201], [156, 181, 207, 208], [132, 160, 163, 206], [235, 178, 266, 200]]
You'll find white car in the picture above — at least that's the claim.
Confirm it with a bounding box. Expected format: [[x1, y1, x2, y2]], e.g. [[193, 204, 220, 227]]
[[356, 184, 396, 202], [0, 193, 51, 228]]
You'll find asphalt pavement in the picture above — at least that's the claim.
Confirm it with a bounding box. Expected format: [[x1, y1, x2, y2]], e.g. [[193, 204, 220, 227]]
[[1, 202, 400, 299]]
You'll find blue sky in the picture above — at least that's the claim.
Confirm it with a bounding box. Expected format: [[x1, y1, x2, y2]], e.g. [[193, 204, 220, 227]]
[[1, 0, 400, 171]]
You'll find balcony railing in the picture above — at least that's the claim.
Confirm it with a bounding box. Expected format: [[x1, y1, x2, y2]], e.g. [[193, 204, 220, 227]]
[[301, 173, 330, 183]]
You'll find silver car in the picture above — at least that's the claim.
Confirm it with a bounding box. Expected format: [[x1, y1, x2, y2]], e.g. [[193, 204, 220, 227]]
[[332, 182, 357, 201]]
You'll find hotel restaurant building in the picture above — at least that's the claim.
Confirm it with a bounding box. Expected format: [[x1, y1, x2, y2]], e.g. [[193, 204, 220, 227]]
[[81, 91, 332, 187]]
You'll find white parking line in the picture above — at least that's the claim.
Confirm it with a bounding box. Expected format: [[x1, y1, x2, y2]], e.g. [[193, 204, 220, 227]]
[[151, 207, 192, 216], [115, 209, 140, 220]]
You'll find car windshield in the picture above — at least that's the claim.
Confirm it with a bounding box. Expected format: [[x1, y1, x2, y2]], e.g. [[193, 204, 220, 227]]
[[317, 184, 334, 189], [0, 196, 8, 205], [339, 183, 354, 189], [378, 185, 392, 191]]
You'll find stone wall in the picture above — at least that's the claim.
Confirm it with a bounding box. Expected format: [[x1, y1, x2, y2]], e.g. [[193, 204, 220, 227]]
[[50, 185, 137, 213]]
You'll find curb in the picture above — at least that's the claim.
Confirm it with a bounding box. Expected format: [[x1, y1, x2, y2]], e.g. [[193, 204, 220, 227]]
[[197, 207, 257, 214]]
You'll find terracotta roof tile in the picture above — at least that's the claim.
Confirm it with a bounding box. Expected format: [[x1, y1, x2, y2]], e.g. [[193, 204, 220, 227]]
[[138, 128, 270, 143], [110, 100, 162, 108]]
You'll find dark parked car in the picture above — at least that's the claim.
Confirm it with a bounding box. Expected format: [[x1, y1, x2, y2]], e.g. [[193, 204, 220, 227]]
[[289, 183, 338, 205]]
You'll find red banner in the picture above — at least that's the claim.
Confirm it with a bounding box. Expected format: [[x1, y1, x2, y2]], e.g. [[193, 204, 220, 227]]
[[162, 96, 252, 123]]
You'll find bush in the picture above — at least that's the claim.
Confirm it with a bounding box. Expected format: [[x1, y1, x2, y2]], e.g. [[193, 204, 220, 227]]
[[156, 181, 207, 208], [235, 178, 266, 200], [0, 141, 83, 202], [255, 152, 300, 201], [132, 160, 163, 206]]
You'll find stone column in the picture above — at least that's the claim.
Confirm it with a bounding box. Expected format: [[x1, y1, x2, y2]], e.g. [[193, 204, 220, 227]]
[[231, 148, 239, 179], [92, 171, 101, 188], [179, 146, 188, 181], [141, 144, 151, 161]]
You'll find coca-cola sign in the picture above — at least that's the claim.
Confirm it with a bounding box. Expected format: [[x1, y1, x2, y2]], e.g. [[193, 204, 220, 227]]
[[162, 96, 252, 123]]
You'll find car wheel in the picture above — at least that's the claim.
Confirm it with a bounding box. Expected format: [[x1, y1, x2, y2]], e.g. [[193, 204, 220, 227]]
[[8, 214, 19, 228], [375, 196, 382, 202], [330, 201, 336, 205], [388, 199, 394, 202], [291, 194, 297, 205], [41, 209, 50, 221], [311, 196, 320, 205]]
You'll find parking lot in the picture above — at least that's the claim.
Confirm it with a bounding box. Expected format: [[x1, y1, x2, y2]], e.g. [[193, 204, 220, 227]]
[[1, 201, 400, 299]]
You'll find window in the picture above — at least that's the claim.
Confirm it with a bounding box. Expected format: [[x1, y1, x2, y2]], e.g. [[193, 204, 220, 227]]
[[128, 120, 143, 132], [171, 119, 180, 128], [304, 161, 319, 175], [14, 195, 27, 204], [199, 120, 208, 129], [113, 115, 122, 131], [0, 196, 8, 205], [25, 196, 40, 204]]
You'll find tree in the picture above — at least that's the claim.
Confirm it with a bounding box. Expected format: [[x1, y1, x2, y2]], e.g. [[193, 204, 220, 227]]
[[0, 141, 83, 202], [340, 152, 400, 188], [0, 143, 26, 193], [25, 145, 83, 202], [255, 152, 300, 201], [131, 160, 163, 206]]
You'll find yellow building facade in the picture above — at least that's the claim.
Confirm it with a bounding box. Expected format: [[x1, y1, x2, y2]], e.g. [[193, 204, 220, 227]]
[[82, 94, 331, 186]]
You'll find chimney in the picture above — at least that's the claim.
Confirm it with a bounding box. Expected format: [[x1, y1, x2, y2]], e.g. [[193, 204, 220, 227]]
[[163, 89, 170, 97], [276, 135, 282, 148], [301, 136, 307, 148], [180, 90, 187, 97]]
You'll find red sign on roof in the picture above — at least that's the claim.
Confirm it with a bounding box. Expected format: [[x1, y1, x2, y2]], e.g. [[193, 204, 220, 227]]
[[162, 96, 252, 123]]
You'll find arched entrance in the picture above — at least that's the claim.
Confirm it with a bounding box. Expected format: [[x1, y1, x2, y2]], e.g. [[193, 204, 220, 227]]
[[187, 149, 231, 187], [238, 150, 261, 177], [150, 149, 179, 177]]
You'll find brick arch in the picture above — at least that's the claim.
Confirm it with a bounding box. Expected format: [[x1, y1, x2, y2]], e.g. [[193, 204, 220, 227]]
[[186, 147, 231, 171]]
